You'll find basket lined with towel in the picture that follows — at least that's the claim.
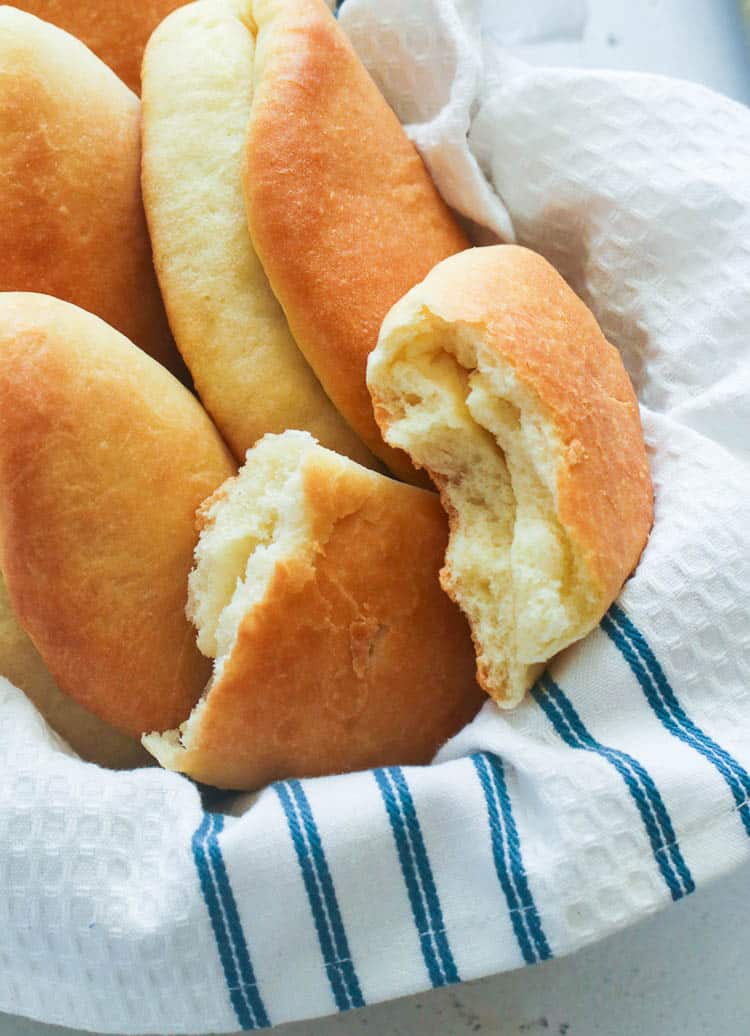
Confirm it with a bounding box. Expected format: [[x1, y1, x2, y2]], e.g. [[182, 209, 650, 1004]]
[[1, 0, 749, 1030]]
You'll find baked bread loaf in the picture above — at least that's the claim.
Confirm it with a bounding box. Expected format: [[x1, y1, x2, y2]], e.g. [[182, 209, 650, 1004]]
[[0, 572, 150, 769], [143, 431, 483, 790], [10, 0, 188, 93], [142, 0, 375, 468], [0, 294, 235, 739], [243, 0, 470, 481], [367, 245, 653, 705], [0, 8, 184, 378]]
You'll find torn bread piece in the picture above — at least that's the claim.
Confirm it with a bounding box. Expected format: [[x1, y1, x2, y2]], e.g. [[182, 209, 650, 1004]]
[[143, 431, 483, 790], [367, 245, 653, 706]]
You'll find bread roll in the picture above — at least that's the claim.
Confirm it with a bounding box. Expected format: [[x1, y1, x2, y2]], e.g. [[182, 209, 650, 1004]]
[[143, 431, 483, 790], [142, 0, 375, 468], [0, 294, 235, 738], [9, 0, 188, 93], [0, 8, 184, 378], [0, 571, 150, 769], [367, 246, 653, 705], [243, 0, 469, 481]]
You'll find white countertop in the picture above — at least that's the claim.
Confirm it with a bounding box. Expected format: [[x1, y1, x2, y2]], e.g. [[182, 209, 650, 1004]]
[[2, 2, 748, 1035]]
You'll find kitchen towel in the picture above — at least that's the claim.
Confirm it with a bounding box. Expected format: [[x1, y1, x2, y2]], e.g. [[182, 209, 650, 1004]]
[[1, 0, 749, 1030]]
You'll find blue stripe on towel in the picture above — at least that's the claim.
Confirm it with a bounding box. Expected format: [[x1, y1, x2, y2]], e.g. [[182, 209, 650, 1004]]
[[192, 813, 269, 1030], [374, 767, 459, 987], [472, 752, 552, 964], [287, 781, 365, 1008], [534, 674, 695, 900], [275, 782, 364, 1011], [604, 603, 750, 837], [388, 766, 460, 984]]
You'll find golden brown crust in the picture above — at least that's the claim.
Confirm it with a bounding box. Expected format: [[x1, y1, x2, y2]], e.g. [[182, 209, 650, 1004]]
[[372, 245, 654, 615], [0, 8, 185, 378], [150, 446, 483, 789], [243, 0, 469, 482], [10, 0, 188, 93], [141, 0, 377, 468], [0, 294, 235, 738], [0, 570, 151, 769]]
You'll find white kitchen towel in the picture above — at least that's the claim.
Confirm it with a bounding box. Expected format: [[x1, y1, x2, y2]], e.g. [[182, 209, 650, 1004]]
[[2, 1, 750, 1032]]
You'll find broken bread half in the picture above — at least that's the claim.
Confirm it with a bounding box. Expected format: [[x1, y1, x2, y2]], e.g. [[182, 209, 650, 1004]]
[[143, 430, 483, 790], [366, 245, 653, 706]]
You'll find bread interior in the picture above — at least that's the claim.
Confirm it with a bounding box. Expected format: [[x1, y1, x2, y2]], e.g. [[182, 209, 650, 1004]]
[[373, 319, 596, 704], [143, 430, 317, 765]]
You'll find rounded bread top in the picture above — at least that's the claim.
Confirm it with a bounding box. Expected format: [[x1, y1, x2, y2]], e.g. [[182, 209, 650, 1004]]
[[243, 0, 469, 482], [0, 6, 183, 377], [7, 0, 188, 93], [0, 293, 235, 738]]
